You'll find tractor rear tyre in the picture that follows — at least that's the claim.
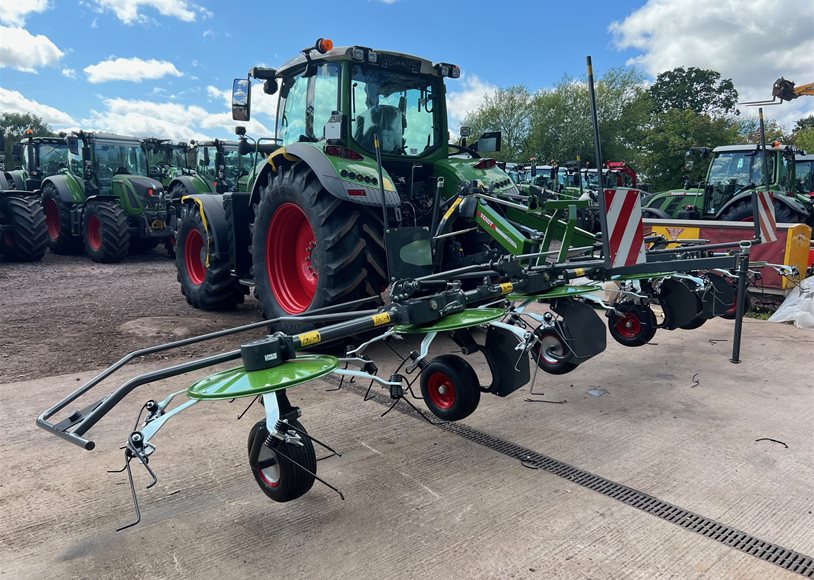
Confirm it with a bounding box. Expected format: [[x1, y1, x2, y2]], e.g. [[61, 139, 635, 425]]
[[607, 303, 658, 347], [719, 199, 805, 224], [420, 354, 480, 421], [0, 196, 48, 262], [42, 183, 82, 254], [176, 209, 243, 310], [248, 418, 316, 502], [83, 201, 130, 263], [252, 162, 386, 332], [529, 327, 579, 375]]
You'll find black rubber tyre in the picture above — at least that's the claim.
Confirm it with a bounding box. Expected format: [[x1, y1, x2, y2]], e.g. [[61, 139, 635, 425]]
[[0, 195, 48, 262], [679, 314, 707, 330], [641, 206, 671, 219], [420, 354, 480, 421], [719, 199, 806, 224], [176, 208, 243, 310], [42, 182, 82, 254], [83, 201, 130, 263], [252, 161, 386, 332], [607, 303, 658, 347], [529, 326, 579, 375], [248, 418, 316, 502], [721, 289, 752, 320]]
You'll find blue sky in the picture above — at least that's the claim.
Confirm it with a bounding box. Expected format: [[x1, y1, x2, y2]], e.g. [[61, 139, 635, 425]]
[[2, 0, 812, 140]]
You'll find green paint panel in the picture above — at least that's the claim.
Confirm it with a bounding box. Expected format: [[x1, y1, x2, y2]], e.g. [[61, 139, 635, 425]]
[[187, 355, 339, 400], [395, 308, 505, 334], [508, 284, 602, 301]]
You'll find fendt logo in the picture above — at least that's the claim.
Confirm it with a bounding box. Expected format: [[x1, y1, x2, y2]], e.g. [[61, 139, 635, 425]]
[[477, 211, 496, 230]]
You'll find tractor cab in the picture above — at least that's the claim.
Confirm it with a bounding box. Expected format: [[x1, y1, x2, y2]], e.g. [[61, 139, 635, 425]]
[[8, 135, 68, 191], [66, 132, 151, 195], [190, 140, 249, 193], [144, 138, 192, 186], [795, 154, 814, 199]]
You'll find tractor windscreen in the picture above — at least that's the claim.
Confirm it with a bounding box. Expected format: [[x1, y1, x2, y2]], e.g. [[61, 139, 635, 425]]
[[28, 142, 68, 175], [351, 64, 440, 157], [222, 145, 242, 184], [94, 140, 148, 185], [171, 146, 188, 169], [708, 151, 774, 190]]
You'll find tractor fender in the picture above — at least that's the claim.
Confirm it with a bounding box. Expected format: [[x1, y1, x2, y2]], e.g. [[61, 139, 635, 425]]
[[249, 143, 400, 209], [42, 175, 84, 205], [0, 172, 10, 190], [716, 190, 810, 219], [7, 170, 25, 190], [168, 175, 212, 199], [181, 193, 229, 259]]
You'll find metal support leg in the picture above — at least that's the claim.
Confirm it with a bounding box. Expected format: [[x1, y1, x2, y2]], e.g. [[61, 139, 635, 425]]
[[730, 241, 752, 364]]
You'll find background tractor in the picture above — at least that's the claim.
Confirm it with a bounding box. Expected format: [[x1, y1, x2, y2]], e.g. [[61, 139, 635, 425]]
[[41, 131, 172, 263], [0, 133, 48, 261], [175, 39, 516, 321], [642, 143, 813, 228], [5, 133, 68, 191]]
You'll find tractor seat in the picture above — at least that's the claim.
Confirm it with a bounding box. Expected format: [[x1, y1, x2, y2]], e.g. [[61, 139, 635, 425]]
[[355, 105, 404, 154]]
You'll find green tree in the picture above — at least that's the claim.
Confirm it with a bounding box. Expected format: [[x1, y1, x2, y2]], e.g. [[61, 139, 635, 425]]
[[793, 115, 814, 133], [462, 85, 532, 162], [649, 67, 739, 116], [736, 117, 790, 144], [792, 127, 814, 153], [0, 113, 56, 165]]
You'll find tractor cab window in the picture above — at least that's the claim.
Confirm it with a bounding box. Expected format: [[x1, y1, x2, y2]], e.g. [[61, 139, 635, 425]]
[[279, 74, 308, 145], [221, 146, 241, 186], [93, 141, 148, 186], [146, 145, 169, 179], [38, 143, 68, 175], [171, 146, 188, 169], [278, 63, 340, 145], [68, 142, 84, 176], [796, 161, 813, 194], [196, 146, 217, 182], [351, 64, 438, 157], [709, 151, 773, 191]]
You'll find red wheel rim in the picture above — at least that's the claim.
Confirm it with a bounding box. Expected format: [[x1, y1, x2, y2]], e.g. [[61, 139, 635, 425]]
[[427, 372, 456, 410], [615, 311, 642, 339], [184, 228, 205, 286], [266, 203, 317, 314], [44, 199, 60, 241], [87, 215, 102, 251]]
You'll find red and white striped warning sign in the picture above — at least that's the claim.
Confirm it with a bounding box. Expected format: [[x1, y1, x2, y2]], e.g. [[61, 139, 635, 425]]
[[755, 191, 778, 243], [604, 188, 646, 268]]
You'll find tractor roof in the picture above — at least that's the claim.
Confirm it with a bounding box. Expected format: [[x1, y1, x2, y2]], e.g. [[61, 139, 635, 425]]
[[276, 45, 441, 77], [27, 137, 66, 145], [85, 132, 142, 144], [193, 140, 239, 148], [797, 153, 814, 161], [713, 144, 791, 153]]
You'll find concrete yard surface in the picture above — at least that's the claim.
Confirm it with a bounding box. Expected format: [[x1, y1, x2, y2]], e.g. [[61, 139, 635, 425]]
[[0, 316, 812, 579]]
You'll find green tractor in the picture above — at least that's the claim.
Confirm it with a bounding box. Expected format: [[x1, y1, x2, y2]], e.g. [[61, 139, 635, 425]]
[[5, 133, 69, 191], [175, 39, 517, 319], [642, 144, 812, 226], [0, 133, 48, 261], [41, 131, 173, 263], [189, 139, 258, 194]]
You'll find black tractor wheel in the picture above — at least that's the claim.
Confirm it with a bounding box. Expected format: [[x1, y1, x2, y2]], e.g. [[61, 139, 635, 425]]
[[719, 199, 806, 224], [642, 207, 671, 219], [0, 196, 48, 262], [129, 237, 159, 254], [83, 201, 130, 263], [420, 354, 481, 421], [252, 162, 386, 332], [607, 303, 658, 347], [248, 418, 316, 502], [176, 209, 243, 310], [529, 327, 579, 375], [42, 182, 82, 254]]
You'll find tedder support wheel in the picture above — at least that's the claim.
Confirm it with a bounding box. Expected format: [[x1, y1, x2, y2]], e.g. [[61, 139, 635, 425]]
[[252, 161, 386, 332], [248, 418, 316, 502], [721, 289, 751, 320], [175, 209, 243, 310], [42, 182, 82, 254], [420, 354, 480, 421], [83, 200, 130, 263], [529, 327, 578, 375], [719, 199, 805, 224], [0, 196, 48, 262], [607, 303, 658, 347]]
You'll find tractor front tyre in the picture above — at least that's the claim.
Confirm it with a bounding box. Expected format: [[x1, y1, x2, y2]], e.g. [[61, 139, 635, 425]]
[[175, 209, 243, 310], [607, 303, 658, 347], [248, 418, 316, 502], [420, 354, 481, 421], [0, 196, 48, 262], [42, 183, 82, 254], [83, 201, 130, 263], [719, 199, 806, 224], [529, 327, 579, 375], [252, 162, 386, 332]]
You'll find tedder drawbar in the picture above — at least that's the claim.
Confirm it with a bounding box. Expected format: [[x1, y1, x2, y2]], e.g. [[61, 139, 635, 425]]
[[37, 52, 788, 530]]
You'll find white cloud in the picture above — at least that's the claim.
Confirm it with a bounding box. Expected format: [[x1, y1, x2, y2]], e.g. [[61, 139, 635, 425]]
[[610, 0, 814, 127], [0, 0, 49, 26], [91, 0, 207, 24], [61, 67, 77, 79], [84, 56, 182, 83], [445, 74, 498, 130], [0, 26, 63, 72], [0, 87, 75, 126]]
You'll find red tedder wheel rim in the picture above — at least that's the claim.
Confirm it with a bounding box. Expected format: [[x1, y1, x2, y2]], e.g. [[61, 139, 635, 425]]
[[184, 228, 205, 286], [87, 215, 102, 251], [426, 372, 456, 410], [45, 199, 60, 240], [615, 311, 642, 339], [266, 203, 317, 314]]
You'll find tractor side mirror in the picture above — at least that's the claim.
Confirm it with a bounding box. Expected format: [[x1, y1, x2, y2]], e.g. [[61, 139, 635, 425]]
[[459, 126, 472, 138], [684, 155, 694, 171], [232, 77, 251, 122], [203, 147, 210, 166], [11, 142, 22, 161], [67, 136, 79, 155], [475, 131, 501, 153]]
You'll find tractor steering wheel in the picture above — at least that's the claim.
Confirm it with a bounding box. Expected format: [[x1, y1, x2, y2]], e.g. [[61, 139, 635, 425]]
[[114, 166, 129, 176], [448, 144, 481, 159]]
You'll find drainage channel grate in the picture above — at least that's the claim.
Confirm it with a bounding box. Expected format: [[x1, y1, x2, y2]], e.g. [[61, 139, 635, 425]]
[[333, 378, 814, 577]]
